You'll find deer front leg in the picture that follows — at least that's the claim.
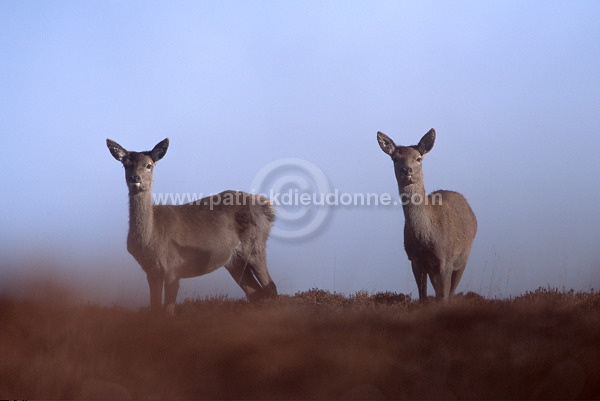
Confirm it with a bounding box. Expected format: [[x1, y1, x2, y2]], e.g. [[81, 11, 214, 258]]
[[164, 277, 180, 316], [411, 262, 428, 302], [147, 274, 164, 312], [431, 267, 453, 302]]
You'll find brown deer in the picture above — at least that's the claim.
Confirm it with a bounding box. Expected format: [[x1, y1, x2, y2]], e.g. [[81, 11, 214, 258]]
[[106, 138, 277, 315], [377, 129, 477, 302]]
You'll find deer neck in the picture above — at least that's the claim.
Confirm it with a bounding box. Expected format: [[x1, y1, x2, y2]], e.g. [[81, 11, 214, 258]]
[[400, 180, 433, 238], [128, 188, 154, 246]]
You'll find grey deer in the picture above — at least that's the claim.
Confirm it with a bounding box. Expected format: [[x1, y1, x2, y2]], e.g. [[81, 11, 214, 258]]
[[107, 138, 277, 315], [377, 129, 477, 302]]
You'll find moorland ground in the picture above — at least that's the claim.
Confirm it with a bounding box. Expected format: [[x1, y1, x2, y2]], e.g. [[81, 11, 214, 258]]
[[1, 288, 599, 400]]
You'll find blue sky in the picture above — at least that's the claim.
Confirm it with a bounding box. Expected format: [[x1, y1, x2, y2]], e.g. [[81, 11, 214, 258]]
[[1, 1, 600, 304]]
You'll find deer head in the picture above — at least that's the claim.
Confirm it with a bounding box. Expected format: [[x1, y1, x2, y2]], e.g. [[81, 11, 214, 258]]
[[377, 129, 436, 189], [106, 138, 169, 193]]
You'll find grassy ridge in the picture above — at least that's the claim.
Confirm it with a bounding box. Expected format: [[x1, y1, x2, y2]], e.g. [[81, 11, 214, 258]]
[[1, 288, 600, 400]]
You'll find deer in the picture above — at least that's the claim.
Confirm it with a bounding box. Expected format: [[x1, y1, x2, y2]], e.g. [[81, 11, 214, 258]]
[[377, 128, 477, 302], [106, 138, 277, 315]]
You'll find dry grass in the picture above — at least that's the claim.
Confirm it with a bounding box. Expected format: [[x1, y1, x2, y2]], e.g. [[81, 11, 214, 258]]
[[1, 287, 600, 400]]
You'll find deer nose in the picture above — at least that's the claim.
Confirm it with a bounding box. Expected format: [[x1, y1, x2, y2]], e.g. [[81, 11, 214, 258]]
[[131, 175, 142, 183], [401, 167, 413, 175]]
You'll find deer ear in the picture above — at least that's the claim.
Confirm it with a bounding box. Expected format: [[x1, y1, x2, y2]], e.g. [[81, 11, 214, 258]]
[[106, 139, 128, 162], [151, 138, 169, 162], [377, 131, 396, 155], [417, 129, 436, 155]]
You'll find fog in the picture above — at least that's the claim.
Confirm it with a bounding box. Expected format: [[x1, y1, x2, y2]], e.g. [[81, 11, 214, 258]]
[[1, 1, 599, 305]]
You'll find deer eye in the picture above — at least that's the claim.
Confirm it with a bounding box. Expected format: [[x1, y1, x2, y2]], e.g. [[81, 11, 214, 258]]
[[416, 157, 422, 162], [146, 164, 153, 169]]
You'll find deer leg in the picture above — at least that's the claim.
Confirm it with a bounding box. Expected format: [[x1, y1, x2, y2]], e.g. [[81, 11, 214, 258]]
[[411, 262, 427, 302], [429, 269, 451, 302], [163, 277, 180, 316], [429, 272, 442, 301], [443, 269, 453, 301], [436, 267, 453, 302], [147, 274, 163, 312], [450, 263, 467, 297]]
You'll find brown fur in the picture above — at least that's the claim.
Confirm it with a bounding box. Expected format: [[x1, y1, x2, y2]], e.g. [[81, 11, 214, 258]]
[[377, 129, 477, 302], [107, 138, 277, 315]]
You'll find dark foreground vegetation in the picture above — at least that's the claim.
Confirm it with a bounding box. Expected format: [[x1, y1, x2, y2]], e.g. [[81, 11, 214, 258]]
[[1, 288, 600, 400]]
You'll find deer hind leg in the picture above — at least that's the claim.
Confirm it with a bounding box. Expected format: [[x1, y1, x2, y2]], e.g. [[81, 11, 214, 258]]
[[147, 274, 164, 312], [449, 261, 467, 297]]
